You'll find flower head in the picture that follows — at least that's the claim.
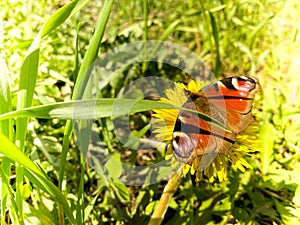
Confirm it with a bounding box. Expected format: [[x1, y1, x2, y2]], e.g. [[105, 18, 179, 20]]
[[152, 78, 260, 182]]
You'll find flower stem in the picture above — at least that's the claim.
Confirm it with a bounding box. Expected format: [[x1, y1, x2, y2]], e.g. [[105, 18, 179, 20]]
[[148, 167, 183, 225]]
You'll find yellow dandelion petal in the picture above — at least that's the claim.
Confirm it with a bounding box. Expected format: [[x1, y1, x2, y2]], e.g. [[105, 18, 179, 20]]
[[208, 174, 215, 183], [187, 80, 202, 93], [191, 157, 200, 175], [174, 82, 186, 90], [183, 164, 191, 175], [217, 173, 225, 182], [152, 84, 188, 144], [228, 152, 239, 171], [236, 163, 246, 172], [153, 108, 178, 120], [220, 168, 228, 182], [215, 155, 227, 182], [229, 151, 252, 172], [165, 86, 187, 106], [203, 165, 214, 183], [195, 170, 203, 182], [237, 156, 253, 170], [165, 145, 173, 160]]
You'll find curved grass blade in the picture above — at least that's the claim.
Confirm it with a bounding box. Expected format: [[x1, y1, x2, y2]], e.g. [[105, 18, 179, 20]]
[[15, 0, 91, 222], [0, 132, 76, 223], [0, 98, 230, 132], [60, 0, 115, 223]]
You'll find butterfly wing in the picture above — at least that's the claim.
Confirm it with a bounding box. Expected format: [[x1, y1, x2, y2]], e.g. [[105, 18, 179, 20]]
[[172, 76, 260, 165], [203, 76, 260, 133]]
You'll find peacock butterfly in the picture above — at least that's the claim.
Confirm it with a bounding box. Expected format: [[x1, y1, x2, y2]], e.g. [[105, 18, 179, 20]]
[[172, 76, 260, 165]]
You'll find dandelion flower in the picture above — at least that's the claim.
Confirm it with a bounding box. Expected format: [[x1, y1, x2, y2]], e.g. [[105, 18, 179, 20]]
[[152, 76, 261, 182]]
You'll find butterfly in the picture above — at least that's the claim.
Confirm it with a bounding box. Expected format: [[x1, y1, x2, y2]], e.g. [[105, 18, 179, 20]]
[[172, 76, 260, 165]]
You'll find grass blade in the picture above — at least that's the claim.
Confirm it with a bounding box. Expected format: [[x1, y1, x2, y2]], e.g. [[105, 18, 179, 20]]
[[14, 0, 91, 222], [209, 11, 221, 77], [58, 0, 115, 223], [0, 98, 230, 132], [0, 57, 14, 224], [41, 0, 91, 38], [0, 132, 76, 223], [72, 0, 115, 100]]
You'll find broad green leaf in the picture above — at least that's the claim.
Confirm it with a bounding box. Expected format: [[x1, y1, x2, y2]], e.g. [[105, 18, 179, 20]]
[[146, 201, 158, 215], [232, 207, 250, 222], [84, 193, 100, 222], [105, 153, 123, 180]]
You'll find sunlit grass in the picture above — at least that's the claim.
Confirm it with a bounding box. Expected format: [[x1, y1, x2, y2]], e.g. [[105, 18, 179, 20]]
[[0, 0, 299, 224]]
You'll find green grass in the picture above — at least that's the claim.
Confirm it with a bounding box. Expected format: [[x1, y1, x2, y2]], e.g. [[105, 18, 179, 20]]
[[1, 0, 300, 224]]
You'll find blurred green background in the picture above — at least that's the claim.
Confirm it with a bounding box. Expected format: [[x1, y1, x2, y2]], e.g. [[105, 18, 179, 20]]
[[0, 0, 299, 224]]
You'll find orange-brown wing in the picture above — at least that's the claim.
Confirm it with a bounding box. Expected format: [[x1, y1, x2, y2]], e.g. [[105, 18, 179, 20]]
[[172, 76, 260, 165], [203, 76, 260, 133]]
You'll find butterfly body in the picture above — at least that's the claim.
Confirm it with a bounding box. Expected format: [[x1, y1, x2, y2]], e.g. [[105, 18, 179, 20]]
[[172, 76, 260, 165]]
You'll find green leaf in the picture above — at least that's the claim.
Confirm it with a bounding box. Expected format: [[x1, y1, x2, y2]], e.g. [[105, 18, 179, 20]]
[[41, 0, 91, 38], [293, 185, 300, 206], [0, 99, 230, 132], [0, 132, 44, 177], [105, 153, 123, 180], [0, 57, 12, 120], [0, 57, 14, 220], [65, 1, 115, 223], [209, 11, 221, 77], [72, 0, 115, 100], [274, 199, 298, 225], [16, 0, 91, 114], [0, 132, 75, 223], [23, 170, 75, 224], [112, 181, 130, 204], [15, 1, 92, 220], [232, 207, 250, 222]]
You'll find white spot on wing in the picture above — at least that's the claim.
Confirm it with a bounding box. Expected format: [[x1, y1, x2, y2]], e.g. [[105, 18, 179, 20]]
[[231, 77, 239, 90]]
